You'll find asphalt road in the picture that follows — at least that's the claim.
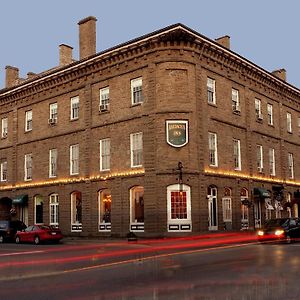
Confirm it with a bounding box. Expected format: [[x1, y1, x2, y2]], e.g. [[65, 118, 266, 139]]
[[0, 234, 299, 299]]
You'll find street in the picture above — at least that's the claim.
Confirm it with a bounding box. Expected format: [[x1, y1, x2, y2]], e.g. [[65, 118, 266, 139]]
[[0, 233, 299, 299]]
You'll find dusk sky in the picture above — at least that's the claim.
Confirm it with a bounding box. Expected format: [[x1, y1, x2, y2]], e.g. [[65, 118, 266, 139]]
[[1, 0, 299, 89]]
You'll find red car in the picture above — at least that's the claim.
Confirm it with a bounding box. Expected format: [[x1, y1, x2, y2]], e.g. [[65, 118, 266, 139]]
[[15, 225, 63, 245]]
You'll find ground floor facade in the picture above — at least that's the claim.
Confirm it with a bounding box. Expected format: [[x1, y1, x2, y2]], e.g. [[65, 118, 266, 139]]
[[0, 173, 299, 237]]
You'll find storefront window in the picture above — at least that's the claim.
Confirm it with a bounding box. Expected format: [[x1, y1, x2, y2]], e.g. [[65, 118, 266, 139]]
[[130, 186, 144, 223], [99, 189, 111, 223], [71, 191, 82, 230]]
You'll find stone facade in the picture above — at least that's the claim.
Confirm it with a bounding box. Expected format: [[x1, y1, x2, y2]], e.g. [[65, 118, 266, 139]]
[[0, 18, 300, 238]]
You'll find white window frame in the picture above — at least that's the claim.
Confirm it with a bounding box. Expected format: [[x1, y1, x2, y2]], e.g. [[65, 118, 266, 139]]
[[287, 112, 292, 133], [131, 77, 143, 105], [207, 78, 216, 104], [70, 96, 79, 120], [256, 145, 263, 173], [49, 194, 59, 227], [267, 104, 273, 125], [0, 160, 7, 182], [222, 197, 232, 222], [233, 139, 241, 170], [70, 144, 79, 175], [1, 118, 8, 138], [24, 153, 32, 181], [130, 132, 143, 168], [269, 148, 276, 176], [208, 132, 218, 167], [167, 184, 192, 232], [49, 103, 58, 123], [288, 153, 294, 179], [232, 88, 240, 112], [255, 98, 263, 120], [100, 138, 110, 171], [99, 87, 110, 112], [49, 148, 57, 178], [25, 110, 32, 132]]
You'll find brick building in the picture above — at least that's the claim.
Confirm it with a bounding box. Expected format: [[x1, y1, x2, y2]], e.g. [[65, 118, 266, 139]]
[[0, 17, 300, 238]]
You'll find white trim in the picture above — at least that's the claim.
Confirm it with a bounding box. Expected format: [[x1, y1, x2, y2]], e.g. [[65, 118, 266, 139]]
[[208, 132, 218, 167], [99, 138, 110, 171], [130, 132, 143, 168], [0, 160, 7, 182], [25, 110, 32, 132], [233, 138, 241, 170], [269, 148, 276, 176], [267, 103, 273, 125], [24, 153, 32, 181], [70, 144, 79, 175], [222, 197, 232, 222], [70, 96, 79, 120], [208, 186, 218, 230], [166, 120, 189, 148], [131, 77, 143, 105], [49, 148, 57, 178], [1, 117, 8, 138], [287, 112, 292, 133], [49, 193, 59, 226]]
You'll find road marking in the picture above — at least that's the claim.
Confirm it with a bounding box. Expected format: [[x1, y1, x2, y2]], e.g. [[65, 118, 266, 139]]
[[0, 250, 45, 257]]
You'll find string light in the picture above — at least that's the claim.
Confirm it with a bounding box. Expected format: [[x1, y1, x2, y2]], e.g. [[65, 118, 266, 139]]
[[0, 169, 145, 191], [204, 168, 300, 186]]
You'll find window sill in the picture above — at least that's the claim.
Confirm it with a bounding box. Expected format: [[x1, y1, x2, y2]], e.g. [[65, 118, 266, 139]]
[[131, 165, 143, 169], [70, 173, 79, 176], [70, 118, 79, 122], [208, 102, 217, 107], [98, 110, 110, 115], [287, 131, 293, 134], [256, 118, 263, 124], [25, 129, 32, 133], [232, 110, 241, 116], [24, 178, 32, 182], [131, 102, 143, 108], [268, 124, 274, 128]]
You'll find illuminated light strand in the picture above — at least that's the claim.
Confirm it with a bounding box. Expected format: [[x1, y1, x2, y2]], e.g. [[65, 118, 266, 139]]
[[204, 168, 300, 186], [0, 169, 145, 191]]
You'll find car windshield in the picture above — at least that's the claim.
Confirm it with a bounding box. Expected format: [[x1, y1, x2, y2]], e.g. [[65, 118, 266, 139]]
[[0, 221, 8, 229], [264, 219, 289, 227]]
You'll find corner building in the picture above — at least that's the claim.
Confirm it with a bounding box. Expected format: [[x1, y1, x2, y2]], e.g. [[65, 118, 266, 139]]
[[1, 17, 300, 237]]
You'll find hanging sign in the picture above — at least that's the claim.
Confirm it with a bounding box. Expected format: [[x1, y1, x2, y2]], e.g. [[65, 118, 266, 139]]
[[166, 120, 188, 147]]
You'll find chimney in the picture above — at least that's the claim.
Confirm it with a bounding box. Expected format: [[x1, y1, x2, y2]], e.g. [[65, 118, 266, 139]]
[[27, 72, 36, 79], [215, 35, 230, 49], [78, 16, 97, 60], [59, 44, 73, 66], [272, 69, 286, 81], [5, 66, 19, 88]]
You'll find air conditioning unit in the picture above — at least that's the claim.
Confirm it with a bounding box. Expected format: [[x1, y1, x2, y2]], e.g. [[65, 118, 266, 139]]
[[48, 118, 57, 125], [99, 104, 109, 112]]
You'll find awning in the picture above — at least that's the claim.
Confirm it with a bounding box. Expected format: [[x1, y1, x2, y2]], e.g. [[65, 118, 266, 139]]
[[12, 195, 28, 205], [254, 188, 271, 198]]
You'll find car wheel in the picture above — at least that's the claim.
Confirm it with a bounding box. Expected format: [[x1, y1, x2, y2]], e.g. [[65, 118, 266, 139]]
[[286, 235, 292, 244], [15, 236, 20, 244], [34, 235, 40, 245], [0, 235, 4, 243]]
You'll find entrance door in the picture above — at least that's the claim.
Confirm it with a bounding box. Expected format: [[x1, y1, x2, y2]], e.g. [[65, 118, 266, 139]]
[[254, 201, 261, 228], [208, 186, 218, 231]]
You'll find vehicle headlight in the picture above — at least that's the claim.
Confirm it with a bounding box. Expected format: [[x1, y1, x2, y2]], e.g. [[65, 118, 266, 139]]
[[275, 230, 284, 236], [257, 230, 264, 236]]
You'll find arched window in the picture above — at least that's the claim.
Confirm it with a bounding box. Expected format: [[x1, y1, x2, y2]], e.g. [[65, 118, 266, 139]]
[[224, 187, 232, 197], [49, 194, 59, 227], [130, 186, 144, 232], [98, 189, 111, 232], [34, 195, 44, 224], [71, 191, 82, 232], [240, 188, 249, 229]]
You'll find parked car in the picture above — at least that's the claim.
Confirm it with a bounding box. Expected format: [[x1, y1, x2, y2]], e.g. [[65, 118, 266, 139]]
[[257, 218, 300, 243], [15, 225, 63, 245], [0, 220, 27, 243]]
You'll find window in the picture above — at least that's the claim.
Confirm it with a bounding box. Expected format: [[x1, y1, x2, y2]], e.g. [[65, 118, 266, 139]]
[[233, 139, 241, 170], [49, 103, 58, 124], [255, 98, 263, 120], [207, 78, 216, 104], [34, 195, 44, 224], [287, 112, 292, 133], [99, 87, 110, 112], [100, 138, 110, 171], [98, 189, 111, 231], [0, 160, 7, 182], [25, 110, 32, 132], [70, 144, 79, 175], [232, 89, 240, 112], [241, 188, 249, 230], [49, 194, 59, 227], [222, 198, 232, 222], [1, 118, 8, 138], [208, 185, 218, 230], [130, 132, 143, 167], [24, 153, 32, 181], [131, 77, 143, 105], [49, 149, 57, 178], [208, 132, 218, 166], [269, 148, 275, 176], [287, 193, 292, 218], [130, 186, 144, 223], [267, 104, 273, 125], [70, 96, 79, 120], [71, 191, 82, 231], [256, 145, 263, 172], [288, 153, 294, 179]]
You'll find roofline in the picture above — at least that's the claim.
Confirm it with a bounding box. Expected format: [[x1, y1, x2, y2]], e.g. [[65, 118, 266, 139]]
[[1, 23, 299, 97]]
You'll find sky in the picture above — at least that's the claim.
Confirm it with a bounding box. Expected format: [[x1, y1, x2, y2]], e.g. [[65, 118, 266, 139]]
[[0, 0, 300, 89]]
